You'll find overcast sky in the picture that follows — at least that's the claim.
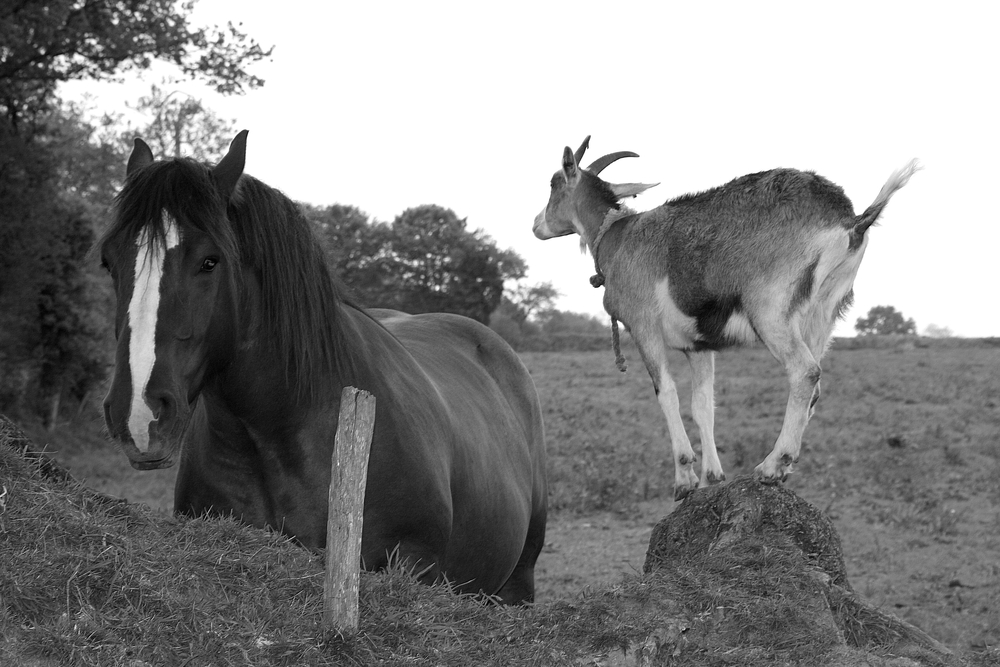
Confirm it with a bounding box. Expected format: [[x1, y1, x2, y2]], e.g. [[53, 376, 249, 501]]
[[63, 1, 1000, 337]]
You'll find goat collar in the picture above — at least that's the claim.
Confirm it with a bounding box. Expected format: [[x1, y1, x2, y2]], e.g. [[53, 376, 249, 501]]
[[589, 209, 632, 288], [587, 210, 631, 374]]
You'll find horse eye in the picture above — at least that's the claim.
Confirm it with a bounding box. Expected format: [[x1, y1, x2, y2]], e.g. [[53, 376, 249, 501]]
[[200, 257, 219, 273]]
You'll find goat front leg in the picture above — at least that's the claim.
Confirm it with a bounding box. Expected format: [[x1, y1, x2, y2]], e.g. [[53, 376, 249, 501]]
[[638, 346, 700, 500], [754, 331, 821, 483], [686, 350, 725, 486]]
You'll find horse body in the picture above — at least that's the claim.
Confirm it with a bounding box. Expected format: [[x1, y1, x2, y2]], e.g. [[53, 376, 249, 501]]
[[99, 132, 546, 603], [176, 307, 545, 598]]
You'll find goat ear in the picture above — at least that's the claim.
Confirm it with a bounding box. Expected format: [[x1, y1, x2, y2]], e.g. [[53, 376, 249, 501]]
[[126, 138, 154, 177], [610, 182, 659, 199], [561, 146, 578, 180], [213, 130, 249, 199]]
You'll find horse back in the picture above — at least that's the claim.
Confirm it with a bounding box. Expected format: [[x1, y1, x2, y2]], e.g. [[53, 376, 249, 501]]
[[374, 310, 545, 477]]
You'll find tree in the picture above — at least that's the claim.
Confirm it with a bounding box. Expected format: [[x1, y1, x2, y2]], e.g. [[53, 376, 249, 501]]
[[385, 205, 526, 323], [489, 281, 561, 349], [854, 305, 917, 336], [923, 323, 954, 338], [34, 207, 111, 428], [0, 125, 63, 412], [506, 281, 560, 324], [301, 203, 395, 307], [0, 107, 116, 421], [124, 85, 236, 161], [38, 98, 127, 202], [0, 0, 272, 128], [303, 203, 527, 324]]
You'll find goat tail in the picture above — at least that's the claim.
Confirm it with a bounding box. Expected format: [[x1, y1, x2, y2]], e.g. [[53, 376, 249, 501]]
[[849, 158, 921, 249]]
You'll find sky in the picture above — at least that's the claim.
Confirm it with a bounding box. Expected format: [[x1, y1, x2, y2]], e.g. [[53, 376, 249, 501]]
[[62, 1, 1000, 337]]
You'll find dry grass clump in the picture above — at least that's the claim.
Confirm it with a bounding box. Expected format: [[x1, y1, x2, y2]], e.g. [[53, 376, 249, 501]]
[[1, 418, 323, 666], [671, 535, 840, 660]]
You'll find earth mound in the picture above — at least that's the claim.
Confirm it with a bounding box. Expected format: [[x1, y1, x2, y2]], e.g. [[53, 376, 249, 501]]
[[642, 476, 957, 666]]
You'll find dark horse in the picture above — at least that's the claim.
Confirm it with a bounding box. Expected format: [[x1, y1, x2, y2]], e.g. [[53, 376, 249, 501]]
[[98, 131, 547, 603]]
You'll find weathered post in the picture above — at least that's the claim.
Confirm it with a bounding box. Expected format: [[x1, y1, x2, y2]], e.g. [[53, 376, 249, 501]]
[[323, 386, 376, 634]]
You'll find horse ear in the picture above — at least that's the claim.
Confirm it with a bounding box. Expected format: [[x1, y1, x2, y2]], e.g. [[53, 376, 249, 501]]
[[126, 138, 154, 177], [213, 130, 249, 199]]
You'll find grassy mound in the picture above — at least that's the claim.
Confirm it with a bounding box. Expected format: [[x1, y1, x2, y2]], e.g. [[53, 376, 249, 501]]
[[1, 416, 993, 666], [646, 477, 965, 666]]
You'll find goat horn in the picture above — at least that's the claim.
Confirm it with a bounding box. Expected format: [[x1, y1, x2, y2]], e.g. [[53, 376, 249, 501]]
[[587, 151, 639, 176], [573, 136, 591, 165]]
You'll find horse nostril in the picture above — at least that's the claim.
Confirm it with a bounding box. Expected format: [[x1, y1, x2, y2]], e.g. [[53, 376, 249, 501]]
[[147, 392, 176, 423]]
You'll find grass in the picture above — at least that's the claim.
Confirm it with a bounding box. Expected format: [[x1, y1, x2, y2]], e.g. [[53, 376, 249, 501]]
[[522, 341, 1000, 515], [4, 424, 970, 667], [522, 341, 1000, 656], [6, 339, 1000, 663]]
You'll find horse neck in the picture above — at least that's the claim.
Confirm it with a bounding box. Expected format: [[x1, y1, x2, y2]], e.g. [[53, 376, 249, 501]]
[[216, 298, 361, 429]]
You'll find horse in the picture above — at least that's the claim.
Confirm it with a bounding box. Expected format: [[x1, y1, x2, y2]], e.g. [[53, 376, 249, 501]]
[[97, 131, 547, 604]]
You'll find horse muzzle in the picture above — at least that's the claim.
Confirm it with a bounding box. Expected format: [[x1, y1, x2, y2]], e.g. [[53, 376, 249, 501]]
[[103, 392, 188, 470], [106, 416, 182, 470]]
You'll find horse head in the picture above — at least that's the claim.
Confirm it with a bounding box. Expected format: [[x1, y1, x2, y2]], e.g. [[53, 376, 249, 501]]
[[99, 132, 248, 469]]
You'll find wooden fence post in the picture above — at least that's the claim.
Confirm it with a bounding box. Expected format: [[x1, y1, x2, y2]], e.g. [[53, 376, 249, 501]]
[[323, 386, 376, 634]]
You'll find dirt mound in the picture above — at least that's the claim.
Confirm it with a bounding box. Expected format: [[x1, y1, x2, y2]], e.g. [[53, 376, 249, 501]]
[[643, 476, 958, 666]]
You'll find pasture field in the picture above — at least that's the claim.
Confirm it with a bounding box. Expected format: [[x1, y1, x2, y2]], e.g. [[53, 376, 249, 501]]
[[17, 339, 1000, 657]]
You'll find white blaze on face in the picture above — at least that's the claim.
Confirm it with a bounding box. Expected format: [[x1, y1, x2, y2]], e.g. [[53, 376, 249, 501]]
[[127, 212, 180, 452]]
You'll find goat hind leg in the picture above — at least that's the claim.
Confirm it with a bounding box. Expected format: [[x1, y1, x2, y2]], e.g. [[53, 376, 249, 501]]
[[754, 329, 821, 483], [686, 350, 725, 486]]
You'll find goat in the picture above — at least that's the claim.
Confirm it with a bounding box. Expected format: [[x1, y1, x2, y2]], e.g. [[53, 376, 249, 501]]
[[533, 136, 918, 500]]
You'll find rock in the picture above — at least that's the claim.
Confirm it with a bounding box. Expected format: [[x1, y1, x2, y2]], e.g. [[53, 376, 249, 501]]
[[643, 475, 957, 666]]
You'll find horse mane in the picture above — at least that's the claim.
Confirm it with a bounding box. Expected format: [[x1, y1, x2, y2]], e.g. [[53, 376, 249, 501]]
[[228, 174, 360, 398], [99, 157, 238, 261], [99, 158, 357, 404]]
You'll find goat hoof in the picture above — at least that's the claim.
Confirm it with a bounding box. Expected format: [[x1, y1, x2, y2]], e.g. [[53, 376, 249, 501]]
[[754, 473, 781, 486], [674, 484, 695, 502], [704, 470, 727, 486], [752, 464, 786, 485], [674, 465, 699, 501]]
